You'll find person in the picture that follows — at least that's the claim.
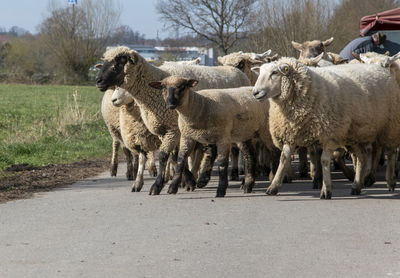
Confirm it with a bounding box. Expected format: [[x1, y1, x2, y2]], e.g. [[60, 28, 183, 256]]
[[339, 32, 386, 60]]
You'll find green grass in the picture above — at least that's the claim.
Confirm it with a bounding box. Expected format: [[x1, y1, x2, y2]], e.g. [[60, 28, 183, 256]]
[[0, 84, 112, 170]]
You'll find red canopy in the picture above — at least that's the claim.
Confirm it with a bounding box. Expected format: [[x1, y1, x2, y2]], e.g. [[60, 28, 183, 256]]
[[360, 8, 400, 36]]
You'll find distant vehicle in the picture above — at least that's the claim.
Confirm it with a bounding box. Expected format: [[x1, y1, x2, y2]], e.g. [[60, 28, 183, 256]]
[[360, 7, 400, 55]]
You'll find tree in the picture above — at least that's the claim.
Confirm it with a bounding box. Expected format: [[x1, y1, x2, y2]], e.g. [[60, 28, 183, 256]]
[[156, 0, 258, 55], [245, 0, 334, 57], [39, 0, 120, 83]]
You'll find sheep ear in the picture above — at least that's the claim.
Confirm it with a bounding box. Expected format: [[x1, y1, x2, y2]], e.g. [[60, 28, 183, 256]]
[[187, 79, 198, 88], [312, 53, 324, 64], [268, 54, 279, 62], [148, 81, 163, 90], [251, 66, 260, 75], [291, 41, 302, 51], [278, 64, 290, 75], [323, 37, 334, 46], [388, 51, 400, 63], [352, 51, 361, 61], [94, 63, 103, 70]]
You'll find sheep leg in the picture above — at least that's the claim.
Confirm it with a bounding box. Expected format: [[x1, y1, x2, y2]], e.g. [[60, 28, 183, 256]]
[[309, 145, 322, 189], [350, 144, 369, 195], [237, 140, 256, 193], [230, 145, 240, 181], [332, 148, 355, 182], [320, 148, 334, 199], [149, 151, 169, 195], [110, 139, 120, 177], [386, 148, 397, 191], [190, 142, 204, 181], [261, 145, 272, 177], [125, 147, 137, 181], [298, 147, 309, 177], [396, 148, 400, 177], [268, 147, 281, 181], [132, 153, 146, 192], [147, 151, 158, 177], [364, 143, 382, 187], [167, 137, 196, 194], [266, 144, 294, 195], [216, 144, 230, 198], [197, 144, 218, 188]]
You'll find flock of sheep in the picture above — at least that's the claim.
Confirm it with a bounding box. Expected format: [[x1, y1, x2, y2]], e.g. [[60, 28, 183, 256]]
[[95, 37, 400, 199]]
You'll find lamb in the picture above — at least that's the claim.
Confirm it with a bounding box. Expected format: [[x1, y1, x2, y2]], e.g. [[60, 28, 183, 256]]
[[101, 88, 136, 180], [163, 57, 201, 65], [149, 75, 278, 197], [111, 87, 161, 192], [95, 46, 250, 195], [252, 57, 400, 199]]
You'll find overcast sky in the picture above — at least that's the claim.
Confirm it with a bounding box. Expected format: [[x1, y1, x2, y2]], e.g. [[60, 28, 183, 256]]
[[0, 0, 167, 39]]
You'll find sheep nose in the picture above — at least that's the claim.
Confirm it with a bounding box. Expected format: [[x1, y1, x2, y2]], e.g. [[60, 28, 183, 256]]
[[252, 88, 260, 96], [111, 98, 118, 104]]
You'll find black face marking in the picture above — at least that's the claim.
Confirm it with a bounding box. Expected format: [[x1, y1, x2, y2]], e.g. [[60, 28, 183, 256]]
[[95, 55, 129, 91]]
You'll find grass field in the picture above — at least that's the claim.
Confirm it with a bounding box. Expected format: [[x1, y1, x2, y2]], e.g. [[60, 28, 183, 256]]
[[0, 84, 111, 170]]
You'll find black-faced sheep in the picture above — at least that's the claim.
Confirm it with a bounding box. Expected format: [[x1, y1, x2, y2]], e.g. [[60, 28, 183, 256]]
[[96, 46, 250, 195], [149, 76, 279, 197]]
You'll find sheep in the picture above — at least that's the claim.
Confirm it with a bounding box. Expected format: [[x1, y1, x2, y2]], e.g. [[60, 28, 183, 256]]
[[217, 50, 278, 85], [252, 57, 400, 199], [163, 57, 201, 66], [95, 46, 251, 195], [326, 52, 348, 65], [149, 75, 279, 197], [111, 87, 161, 192], [101, 88, 137, 180], [217, 50, 280, 178], [291, 37, 334, 59], [298, 53, 356, 186]]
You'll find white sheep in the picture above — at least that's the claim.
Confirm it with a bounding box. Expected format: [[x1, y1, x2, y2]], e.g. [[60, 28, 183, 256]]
[[149, 75, 279, 197], [100, 88, 137, 180], [96, 46, 250, 195], [111, 87, 161, 192], [252, 57, 400, 199]]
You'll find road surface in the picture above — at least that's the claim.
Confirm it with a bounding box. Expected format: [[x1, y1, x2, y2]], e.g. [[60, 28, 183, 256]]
[[1, 163, 400, 278]]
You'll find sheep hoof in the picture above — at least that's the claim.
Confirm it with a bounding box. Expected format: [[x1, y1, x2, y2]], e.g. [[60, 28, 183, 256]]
[[320, 191, 332, 199], [167, 181, 179, 194], [312, 178, 322, 189], [197, 173, 210, 188], [149, 184, 162, 195], [282, 175, 292, 183], [111, 169, 117, 177], [127, 173, 135, 181], [230, 169, 239, 181], [131, 186, 141, 192], [266, 186, 278, 196], [364, 175, 376, 187], [216, 188, 226, 197], [387, 184, 396, 192], [350, 188, 361, 195]]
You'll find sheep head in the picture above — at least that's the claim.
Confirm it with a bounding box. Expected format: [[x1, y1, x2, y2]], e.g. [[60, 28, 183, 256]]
[[96, 46, 139, 92], [111, 87, 135, 107], [291, 37, 334, 59], [359, 51, 400, 68], [326, 52, 348, 65], [149, 76, 198, 110], [253, 61, 292, 100], [298, 53, 324, 67]]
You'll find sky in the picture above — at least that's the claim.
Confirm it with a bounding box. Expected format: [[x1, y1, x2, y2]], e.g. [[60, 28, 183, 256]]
[[0, 0, 166, 39]]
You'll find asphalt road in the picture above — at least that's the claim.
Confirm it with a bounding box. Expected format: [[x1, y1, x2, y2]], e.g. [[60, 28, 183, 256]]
[[1, 163, 400, 278]]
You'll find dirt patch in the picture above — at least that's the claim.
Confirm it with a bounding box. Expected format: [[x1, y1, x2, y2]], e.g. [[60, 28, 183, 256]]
[[0, 159, 110, 203]]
